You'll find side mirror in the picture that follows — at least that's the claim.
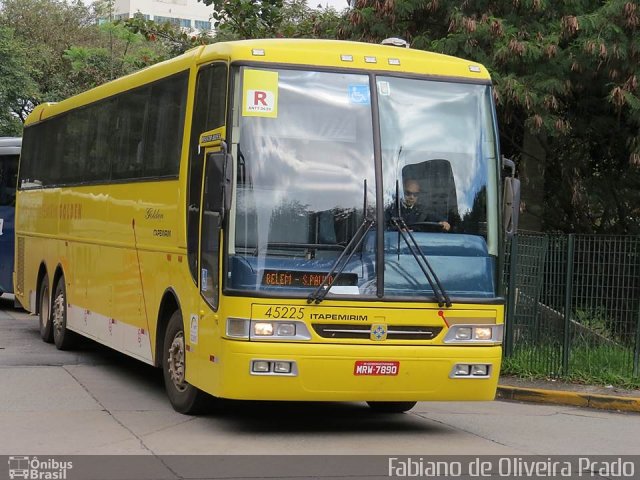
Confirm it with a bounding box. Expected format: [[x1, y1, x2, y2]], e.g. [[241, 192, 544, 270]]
[[502, 157, 520, 237], [206, 149, 233, 222]]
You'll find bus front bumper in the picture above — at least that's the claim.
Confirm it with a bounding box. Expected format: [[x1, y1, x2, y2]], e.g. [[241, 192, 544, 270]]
[[199, 340, 502, 402]]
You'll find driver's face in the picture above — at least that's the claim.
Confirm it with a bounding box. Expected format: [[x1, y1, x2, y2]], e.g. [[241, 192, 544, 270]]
[[403, 181, 420, 207]]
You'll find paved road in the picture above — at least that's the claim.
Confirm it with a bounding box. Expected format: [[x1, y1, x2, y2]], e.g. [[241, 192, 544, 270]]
[[1, 294, 639, 458]]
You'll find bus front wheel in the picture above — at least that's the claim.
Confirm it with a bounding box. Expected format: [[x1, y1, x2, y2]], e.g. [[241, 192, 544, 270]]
[[52, 277, 77, 350], [38, 275, 53, 343], [366, 401, 417, 413], [163, 310, 209, 415]]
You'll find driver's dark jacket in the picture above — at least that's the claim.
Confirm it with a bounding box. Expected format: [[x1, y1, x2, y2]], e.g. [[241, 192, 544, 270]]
[[385, 202, 428, 227]]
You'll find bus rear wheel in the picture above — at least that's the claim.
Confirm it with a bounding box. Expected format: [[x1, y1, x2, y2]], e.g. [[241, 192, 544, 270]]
[[52, 277, 76, 350], [163, 310, 209, 415], [38, 275, 53, 343], [366, 401, 417, 413]]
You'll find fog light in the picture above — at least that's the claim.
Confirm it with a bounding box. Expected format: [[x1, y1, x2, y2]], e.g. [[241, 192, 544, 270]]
[[252, 360, 270, 373], [254, 322, 274, 336], [454, 364, 471, 376], [474, 327, 493, 341], [273, 361, 292, 373], [276, 323, 296, 336], [472, 364, 488, 376], [455, 327, 472, 340]]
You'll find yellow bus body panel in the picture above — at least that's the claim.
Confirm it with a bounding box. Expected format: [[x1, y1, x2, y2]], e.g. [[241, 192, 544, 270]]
[[187, 297, 503, 401]]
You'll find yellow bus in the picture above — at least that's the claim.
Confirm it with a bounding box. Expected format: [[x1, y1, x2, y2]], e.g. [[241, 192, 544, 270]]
[[15, 39, 516, 414]]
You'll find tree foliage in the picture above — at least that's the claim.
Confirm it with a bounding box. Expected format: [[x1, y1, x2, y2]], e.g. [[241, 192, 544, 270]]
[[0, 0, 174, 135], [201, 0, 343, 40], [0, 25, 37, 134], [120, 13, 214, 55], [341, 0, 640, 233], [1, 0, 637, 234]]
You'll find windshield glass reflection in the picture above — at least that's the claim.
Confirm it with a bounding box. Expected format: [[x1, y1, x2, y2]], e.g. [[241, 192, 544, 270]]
[[226, 68, 499, 300], [378, 77, 499, 298], [228, 68, 377, 296]]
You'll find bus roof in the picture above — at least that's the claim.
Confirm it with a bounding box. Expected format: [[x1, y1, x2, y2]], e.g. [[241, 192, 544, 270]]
[[0, 136, 21, 155], [25, 39, 491, 126], [198, 39, 491, 79]]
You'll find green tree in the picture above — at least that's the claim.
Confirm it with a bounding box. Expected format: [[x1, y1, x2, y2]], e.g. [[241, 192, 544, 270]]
[[0, 26, 37, 135], [201, 0, 342, 40], [0, 0, 99, 102], [341, 0, 640, 233], [0, 0, 176, 130], [63, 20, 172, 89], [120, 13, 213, 55]]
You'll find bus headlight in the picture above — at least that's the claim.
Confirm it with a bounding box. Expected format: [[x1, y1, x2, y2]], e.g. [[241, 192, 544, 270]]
[[254, 322, 274, 336], [455, 327, 472, 340], [225, 319, 311, 341], [276, 323, 296, 336], [250, 320, 311, 341], [474, 327, 493, 341], [444, 324, 503, 344]]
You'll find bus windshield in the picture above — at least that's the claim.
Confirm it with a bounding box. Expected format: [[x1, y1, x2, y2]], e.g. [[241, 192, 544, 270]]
[[379, 77, 499, 299], [227, 67, 498, 300]]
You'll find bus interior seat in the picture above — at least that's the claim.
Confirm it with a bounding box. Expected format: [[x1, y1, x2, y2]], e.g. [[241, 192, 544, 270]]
[[403, 158, 457, 219]]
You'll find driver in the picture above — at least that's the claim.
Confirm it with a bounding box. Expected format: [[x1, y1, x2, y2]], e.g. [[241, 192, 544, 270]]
[[386, 179, 451, 232]]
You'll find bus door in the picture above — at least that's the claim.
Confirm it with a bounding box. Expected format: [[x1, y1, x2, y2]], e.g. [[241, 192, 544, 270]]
[[186, 129, 230, 386], [197, 130, 230, 312]]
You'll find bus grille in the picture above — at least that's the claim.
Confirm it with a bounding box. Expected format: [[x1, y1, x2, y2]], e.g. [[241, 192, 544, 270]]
[[312, 324, 442, 340], [16, 236, 24, 295]]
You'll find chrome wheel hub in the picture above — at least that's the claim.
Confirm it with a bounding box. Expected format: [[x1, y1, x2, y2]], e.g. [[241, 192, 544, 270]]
[[168, 332, 187, 392]]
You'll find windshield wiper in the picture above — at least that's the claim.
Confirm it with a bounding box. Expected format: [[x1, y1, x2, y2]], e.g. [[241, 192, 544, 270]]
[[308, 179, 373, 304], [391, 180, 452, 308], [307, 216, 374, 304]]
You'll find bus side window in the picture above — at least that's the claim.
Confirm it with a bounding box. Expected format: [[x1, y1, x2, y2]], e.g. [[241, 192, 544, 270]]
[[199, 154, 224, 309], [112, 87, 149, 180]]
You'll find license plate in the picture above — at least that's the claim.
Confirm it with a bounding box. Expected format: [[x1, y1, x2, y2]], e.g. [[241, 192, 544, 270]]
[[354, 361, 399, 376]]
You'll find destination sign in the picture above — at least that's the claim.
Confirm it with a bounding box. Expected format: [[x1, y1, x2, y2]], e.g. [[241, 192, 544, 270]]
[[260, 270, 358, 288]]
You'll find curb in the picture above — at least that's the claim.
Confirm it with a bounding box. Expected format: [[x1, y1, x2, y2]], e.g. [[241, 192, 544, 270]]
[[496, 385, 640, 413]]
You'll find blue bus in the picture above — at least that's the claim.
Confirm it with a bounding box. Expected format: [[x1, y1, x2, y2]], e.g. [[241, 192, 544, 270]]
[[0, 137, 20, 296]]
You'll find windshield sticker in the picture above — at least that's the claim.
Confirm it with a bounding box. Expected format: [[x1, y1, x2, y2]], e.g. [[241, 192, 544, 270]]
[[377, 81, 391, 96], [348, 84, 370, 104], [243, 69, 279, 118]]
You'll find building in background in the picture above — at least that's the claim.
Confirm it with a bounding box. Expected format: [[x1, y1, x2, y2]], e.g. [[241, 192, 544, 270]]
[[113, 0, 213, 32]]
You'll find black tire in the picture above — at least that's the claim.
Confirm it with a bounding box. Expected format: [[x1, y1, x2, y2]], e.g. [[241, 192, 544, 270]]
[[366, 401, 417, 413], [52, 277, 76, 350], [38, 275, 53, 343], [163, 310, 209, 414]]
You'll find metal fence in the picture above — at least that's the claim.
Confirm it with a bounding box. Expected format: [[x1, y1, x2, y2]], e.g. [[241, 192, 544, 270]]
[[504, 233, 640, 382]]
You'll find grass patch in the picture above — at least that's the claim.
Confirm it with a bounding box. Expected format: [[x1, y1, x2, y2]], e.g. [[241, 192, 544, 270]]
[[502, 344, 640, 389]]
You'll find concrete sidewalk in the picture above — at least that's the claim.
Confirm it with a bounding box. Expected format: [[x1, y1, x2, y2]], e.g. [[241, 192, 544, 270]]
[[497, 377, 640, 413]]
